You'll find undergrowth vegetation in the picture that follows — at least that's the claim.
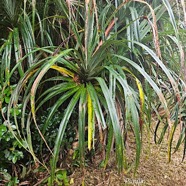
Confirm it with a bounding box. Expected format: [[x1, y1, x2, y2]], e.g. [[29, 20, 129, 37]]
[[0, 0, 186, 185]]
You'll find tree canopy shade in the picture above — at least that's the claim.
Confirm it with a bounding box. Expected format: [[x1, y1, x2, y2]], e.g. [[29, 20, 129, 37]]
[[0, 0, 186, 185]]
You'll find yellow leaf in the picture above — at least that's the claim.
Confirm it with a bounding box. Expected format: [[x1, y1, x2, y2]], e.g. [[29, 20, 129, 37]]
[[50, 65, 74, 77], [70, 178, 74, 184], [122, 67, 144, 110], [135, 78, 145, 110], [87, 92, 93, 150]]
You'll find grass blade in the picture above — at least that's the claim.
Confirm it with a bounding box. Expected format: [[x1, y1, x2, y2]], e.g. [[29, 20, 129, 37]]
[[78, 88, 87, 165], [50, 88, 82, 185], [96, 77, 124, 172]]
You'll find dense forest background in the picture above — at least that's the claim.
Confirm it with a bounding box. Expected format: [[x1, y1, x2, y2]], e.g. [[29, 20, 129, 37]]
[[0, 0, 186, 185]]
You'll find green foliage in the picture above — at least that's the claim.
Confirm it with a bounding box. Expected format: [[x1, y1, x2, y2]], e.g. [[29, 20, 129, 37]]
[[47, 169, 69, 186], [0, 82, 24, 184], [0, 84, 24, 171], [0, 121, 23, 184], [31, 108, 77, 156], [0, 123, 23, 164], [0, 0, 186, 185], [0, 169, 19, 186]]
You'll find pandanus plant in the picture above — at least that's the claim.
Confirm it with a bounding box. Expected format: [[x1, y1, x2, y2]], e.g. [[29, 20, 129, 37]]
[[0, 0, 186, 185]]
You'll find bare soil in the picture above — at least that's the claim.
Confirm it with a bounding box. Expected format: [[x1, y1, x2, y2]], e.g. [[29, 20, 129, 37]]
[[69, 126, 186, 186]]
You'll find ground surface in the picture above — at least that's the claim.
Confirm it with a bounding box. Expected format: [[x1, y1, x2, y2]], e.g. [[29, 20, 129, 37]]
[[69, 126, 186, 186], [2, 124, 185, 186]]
